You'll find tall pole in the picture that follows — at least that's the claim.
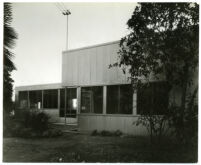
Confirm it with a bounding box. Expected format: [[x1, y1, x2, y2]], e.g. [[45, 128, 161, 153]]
[[66, 15, 68, 50], [62, 10, 71, 50]]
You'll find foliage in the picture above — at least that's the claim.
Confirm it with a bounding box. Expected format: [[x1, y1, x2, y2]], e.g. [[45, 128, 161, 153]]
[[4, 3, 18, 113], [116, 3, 198, 89], [113, 2, 199, 143], [135, 114, 170, 144], [168, 87, 198, 145], [91, 130, 123, 137], [20, 110, 50, 133], [4, 110, 62, 138]]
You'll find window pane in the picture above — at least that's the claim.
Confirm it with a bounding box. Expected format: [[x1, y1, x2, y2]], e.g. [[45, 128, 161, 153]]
[[59, 89, 65, 117], [29, 90, 42, 109], [81, 86, 103, 113], [43, 90, 58, 109], [120, 85, 133, 114], [153, 82, 169, 115], [107, 85, 119, 114], [137, 84, 153, 115], [137, 82, 169, 115], [66, 88, 77, 118], [18, 91, 28, 109], [107, 85, 133, 114], [59, 88, 77, 118]]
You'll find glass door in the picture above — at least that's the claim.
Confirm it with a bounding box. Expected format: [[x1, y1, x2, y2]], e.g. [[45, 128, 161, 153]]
[[59, 88, 78, 124], [66, 88, 77, 118]]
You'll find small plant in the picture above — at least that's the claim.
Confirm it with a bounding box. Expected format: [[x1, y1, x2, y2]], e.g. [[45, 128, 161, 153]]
[[134, 114, 170, 144], [91, 130, 98, 136], [4, 110, 62, 138], [114, 130, 123, 136], [91, 130, 123, 137], [168, 87, 198, 145]]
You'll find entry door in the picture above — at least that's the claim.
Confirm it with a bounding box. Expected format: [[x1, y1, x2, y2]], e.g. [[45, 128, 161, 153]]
[[59, 88, 78, 124], [66, 88, 77, 119]]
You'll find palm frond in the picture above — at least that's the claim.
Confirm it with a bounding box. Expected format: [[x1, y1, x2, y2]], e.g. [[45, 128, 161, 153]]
[[4, 25, 18, 49]]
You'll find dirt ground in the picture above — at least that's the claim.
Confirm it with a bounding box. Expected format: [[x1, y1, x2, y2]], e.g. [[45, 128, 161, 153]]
[[3, 133, 197, 163]]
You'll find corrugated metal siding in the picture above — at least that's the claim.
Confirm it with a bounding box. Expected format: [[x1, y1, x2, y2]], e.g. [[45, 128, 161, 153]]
[[78, 114, 148, 135], [62, 41, 130, 86]]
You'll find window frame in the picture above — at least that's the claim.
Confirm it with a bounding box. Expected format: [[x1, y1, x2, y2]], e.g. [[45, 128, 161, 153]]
[[43, 89, 58, 109], [106, 84, 133, 115], [80, 86, 104, 114]]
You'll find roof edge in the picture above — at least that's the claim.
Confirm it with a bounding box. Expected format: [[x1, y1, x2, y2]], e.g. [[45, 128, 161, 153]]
[[62, 40, 120, 54], [15, 83, 62, 90]]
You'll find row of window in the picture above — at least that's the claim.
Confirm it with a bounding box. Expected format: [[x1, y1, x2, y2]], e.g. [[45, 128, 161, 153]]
[[80, 85, 133, 114], [18, 82, 169, 115], [19, 90, 58, 109]]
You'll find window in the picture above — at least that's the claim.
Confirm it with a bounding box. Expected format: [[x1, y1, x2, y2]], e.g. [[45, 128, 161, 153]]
[[107, 85, 133, 114], [18, 91, 28, 109], [59, 88, 65, 117], [66, 88, 77, 118], [43, 90, 58, 109], [81, 86, 103, 113], [29, 90, 42, 109], [137, 82, 169, 115], [59, 88, 77, 118]]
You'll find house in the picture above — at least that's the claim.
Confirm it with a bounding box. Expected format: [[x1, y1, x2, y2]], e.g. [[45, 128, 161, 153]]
[[15, 40, 197, 135]]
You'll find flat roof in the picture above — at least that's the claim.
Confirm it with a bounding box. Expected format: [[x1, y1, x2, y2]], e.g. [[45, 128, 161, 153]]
[[15, 83, 62, 91], [63, 40, 120, 54]]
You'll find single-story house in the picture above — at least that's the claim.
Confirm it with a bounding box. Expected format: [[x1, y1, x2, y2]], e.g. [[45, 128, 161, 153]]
[[15, 40, 197, 135]]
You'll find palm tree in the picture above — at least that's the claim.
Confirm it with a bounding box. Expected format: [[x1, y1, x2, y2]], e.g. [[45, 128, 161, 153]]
[[3, 3, 17, 113]]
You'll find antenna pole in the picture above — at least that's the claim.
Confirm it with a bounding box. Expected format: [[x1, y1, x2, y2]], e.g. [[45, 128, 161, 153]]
[[62, 10, 71, 50], [66, 14, 68, 50]]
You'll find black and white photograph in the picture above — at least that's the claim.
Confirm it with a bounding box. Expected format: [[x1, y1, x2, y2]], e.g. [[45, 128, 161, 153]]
[[2, 1, 199, 163]]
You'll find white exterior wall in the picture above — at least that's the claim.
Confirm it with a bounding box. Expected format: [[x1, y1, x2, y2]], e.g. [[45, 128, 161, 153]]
[[62, 41, 144, 135], [78, 114, 148, 135], [62, 41, 130, 86]]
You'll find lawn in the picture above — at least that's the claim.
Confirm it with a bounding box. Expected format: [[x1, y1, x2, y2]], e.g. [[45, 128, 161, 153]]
[[3, 133, 197, 163]]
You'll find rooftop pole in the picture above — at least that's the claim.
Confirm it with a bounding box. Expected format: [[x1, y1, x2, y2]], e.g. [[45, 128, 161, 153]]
[[62, 10, 71, 50]]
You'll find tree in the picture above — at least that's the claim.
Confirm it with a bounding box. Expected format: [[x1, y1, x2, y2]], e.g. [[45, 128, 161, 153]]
[[115, 3, 198, 141], [3, 3, 18, 113]]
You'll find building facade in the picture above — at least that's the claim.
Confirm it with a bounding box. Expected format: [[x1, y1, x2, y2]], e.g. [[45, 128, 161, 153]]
[[15, 41, 196, 135]]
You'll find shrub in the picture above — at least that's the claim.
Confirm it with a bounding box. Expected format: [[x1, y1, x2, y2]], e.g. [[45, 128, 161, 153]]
[[91, 130, 98, 136], [4, 110, 62, 138], [114, 130, 123, 136], [168, 87, 198, 145], [91, 130, 123, 137], [19, 111, 50, 133]]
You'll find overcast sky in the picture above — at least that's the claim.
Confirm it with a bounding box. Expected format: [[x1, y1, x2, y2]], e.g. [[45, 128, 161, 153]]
[[11, 2, 137, 87]]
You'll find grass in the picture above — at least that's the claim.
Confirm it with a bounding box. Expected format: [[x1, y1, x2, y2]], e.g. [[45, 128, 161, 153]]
[[3, 133, 197, 163]]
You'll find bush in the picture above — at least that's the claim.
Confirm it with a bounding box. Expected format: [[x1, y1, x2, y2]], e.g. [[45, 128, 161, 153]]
[[4, 110, 62, 138], [114, 130, 123, 136], [91, 130, 123, 137], [168, 88, 198, 146], [91, 130, 98, 136], [20, 111, 50, 133]]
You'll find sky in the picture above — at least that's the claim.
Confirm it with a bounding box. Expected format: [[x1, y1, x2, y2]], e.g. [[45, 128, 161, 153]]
[[11, 2, 137, 87]]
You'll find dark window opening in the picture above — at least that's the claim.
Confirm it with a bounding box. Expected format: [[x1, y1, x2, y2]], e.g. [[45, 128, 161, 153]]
[[43, 89, 58, 109], [81, 86, 103, 114], [107, 85, 133, 114], [18, 91, 28, 109], [137, 82, 169, 115], [66, 88, 77, 118], [59, 88, 65, 117], [29, 90, 42, 109], [59, 88, 77, 118]]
